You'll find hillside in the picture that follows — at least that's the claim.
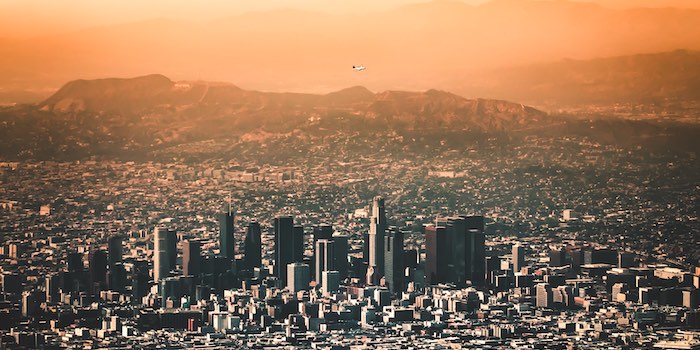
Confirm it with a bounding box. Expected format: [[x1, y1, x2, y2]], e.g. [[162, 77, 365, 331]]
[[458, 50, 700, 107], [0, 74, 552, 159]]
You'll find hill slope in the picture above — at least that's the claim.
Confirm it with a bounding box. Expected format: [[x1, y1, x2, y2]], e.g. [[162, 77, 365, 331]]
[[0, 74, 550, 159]]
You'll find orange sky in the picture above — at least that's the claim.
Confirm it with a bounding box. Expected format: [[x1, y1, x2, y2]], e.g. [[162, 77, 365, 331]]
[[0, 0, 471, 38], [2, 0, 700, 38], [1, 0, 699, 98]]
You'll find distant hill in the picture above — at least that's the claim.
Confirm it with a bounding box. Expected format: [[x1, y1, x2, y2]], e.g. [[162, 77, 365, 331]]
[[38, 74, 546, 129], [458, 50, 700, 107], [0, 74, 553, 159]]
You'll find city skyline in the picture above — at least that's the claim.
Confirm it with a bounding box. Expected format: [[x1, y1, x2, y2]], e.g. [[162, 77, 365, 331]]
[[0, 0, 698, 348]]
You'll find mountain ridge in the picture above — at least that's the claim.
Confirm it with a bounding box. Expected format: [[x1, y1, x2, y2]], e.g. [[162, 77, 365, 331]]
[[0, 74, 555, 159]]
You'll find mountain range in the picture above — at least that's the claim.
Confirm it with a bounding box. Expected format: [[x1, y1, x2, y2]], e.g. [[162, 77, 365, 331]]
[[0, 74, 545, 159], [460, 50, 700, 106], [0, 74, 697, 160]]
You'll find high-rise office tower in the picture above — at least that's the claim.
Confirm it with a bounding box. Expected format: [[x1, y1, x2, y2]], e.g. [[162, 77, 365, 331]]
[[183, 240, 201, 277], [132, 260, 150, 302], [384, 227, 404, 294], [88, 249, 108, 293], [153, 227, 177, 282], [425, 225, 448, 285], [549, 249, 567, 267], [67, 252, 83, 272], [322, 270, 340, 295], [167, 231, 177, 271], [108, 235, 123, 267], [287, 262, 310, 293], [332, 234, 349, 281], [368, 196, 386, 284], [512, 244, 525, 273], [274, 216, 301, 283], [243, 222, 262, 271], [536, 283, 553, 308], [218, 203, 235, 261], [293, 225, 304, 264], [315, 239, 335, 286], [485, 255, 501, 285], [108, 263, 127, 292], [447, 215, 485, 286], [45, 274, 60, 303], [314, 225, 333, 241], [313, 225, 333, 274]]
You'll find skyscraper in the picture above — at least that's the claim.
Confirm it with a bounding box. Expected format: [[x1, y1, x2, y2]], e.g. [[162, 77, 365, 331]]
[[384, 227, 404, 294], [287, 262, 310, 293], [154, 227, 177, 282], [368, 196, 386, 284], [315, 239, 335, 286], [448, 215, 485, 286], [512, 244, 525, 273], [243, 222, 262, 271], [313, 225, 333, 275], [536, 283, 553, 308], [108, 262, 127, 292], [183, 240, 201, 277], [332, 234, 349, 281], [314, 225, 333, 241], [67, 252, 83, 272], [549, 249, 567, 267], [274, 216, 302, 283], [425, 225, 448, 285], [218, 203, 235, 261], [88, 249, 108, 294], [293, 225, 304, 264], [322, 270, 340, 295], [108, 235, 123, 268]]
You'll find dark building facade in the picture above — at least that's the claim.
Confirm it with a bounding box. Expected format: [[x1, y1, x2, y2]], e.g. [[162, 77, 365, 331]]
[[293, 225, 304, 265], [274, 216, 302, 284], [332, 234, 349, 281], [384, 228, 404, 294], [88, 249, 108, 294], [314, 239, 335, 285], [108, 235, 123, 268], [153, 227, 177, 282], [218, 208, 235, 261], [243, 222, 262, 271], [183, 240, 201, 277], [425, 225, 449, 285], [433, 215, 485, 286]]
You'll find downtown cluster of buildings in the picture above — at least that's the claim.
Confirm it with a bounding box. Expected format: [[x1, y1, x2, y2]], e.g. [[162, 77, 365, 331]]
[[2, 194, 700, 349], [0, 141, 698, 350]]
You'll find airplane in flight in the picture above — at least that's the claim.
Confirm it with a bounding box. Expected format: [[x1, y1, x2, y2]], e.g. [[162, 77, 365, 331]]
[[352, 65, 366, 72]]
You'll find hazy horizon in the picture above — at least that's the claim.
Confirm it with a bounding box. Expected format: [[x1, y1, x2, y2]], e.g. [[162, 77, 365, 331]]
[[4, 0, 700, 39], [2, 0, 700, 102]]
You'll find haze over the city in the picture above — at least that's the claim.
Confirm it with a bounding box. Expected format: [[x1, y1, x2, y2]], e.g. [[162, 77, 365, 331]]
[[2, 0, 700, 100]]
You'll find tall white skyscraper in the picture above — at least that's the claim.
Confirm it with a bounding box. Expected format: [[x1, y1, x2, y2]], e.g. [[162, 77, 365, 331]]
[[368, 196, 386, 284]]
